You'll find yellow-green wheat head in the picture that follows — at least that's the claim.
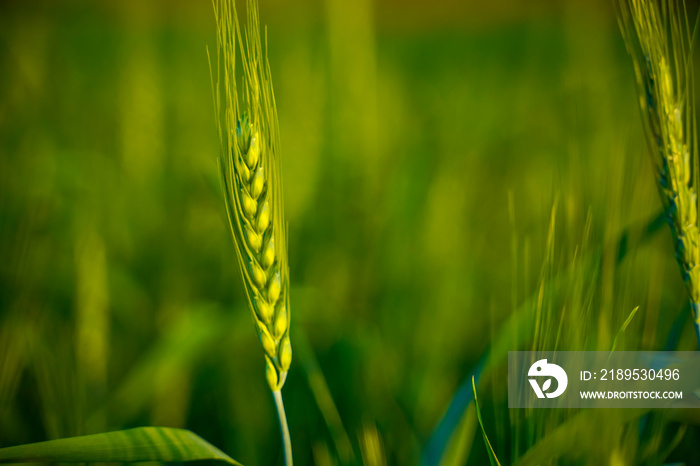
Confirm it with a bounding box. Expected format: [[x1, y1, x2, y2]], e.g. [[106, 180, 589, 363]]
[[210, 0, 291, 391], [618, 0, 700, 334]]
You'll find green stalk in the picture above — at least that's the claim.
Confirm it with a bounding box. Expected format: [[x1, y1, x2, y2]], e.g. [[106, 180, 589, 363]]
[[273, 389, 293, 466]]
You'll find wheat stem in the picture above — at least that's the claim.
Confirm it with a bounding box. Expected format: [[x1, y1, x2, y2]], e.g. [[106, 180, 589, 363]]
[[273, 389, 293, 466]]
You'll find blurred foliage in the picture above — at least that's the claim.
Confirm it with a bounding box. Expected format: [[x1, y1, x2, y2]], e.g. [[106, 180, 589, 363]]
[[1, 0, 700, 464]]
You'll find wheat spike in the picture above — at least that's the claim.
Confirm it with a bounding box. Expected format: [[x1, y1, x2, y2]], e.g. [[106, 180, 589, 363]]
[[210, 0, 292, 391], [618, 0, 700, 343]]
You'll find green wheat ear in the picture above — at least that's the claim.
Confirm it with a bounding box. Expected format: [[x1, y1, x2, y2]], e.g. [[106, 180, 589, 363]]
[[618, 0, 700, 345], [209, 0, 291, 391]]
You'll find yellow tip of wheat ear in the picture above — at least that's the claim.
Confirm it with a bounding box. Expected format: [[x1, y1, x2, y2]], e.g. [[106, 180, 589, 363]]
[[210, 0, 291, 391]]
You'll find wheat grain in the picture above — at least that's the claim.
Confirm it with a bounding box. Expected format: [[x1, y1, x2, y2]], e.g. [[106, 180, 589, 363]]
[[618, 0, 700, 344], [210, 0, 292, 391]]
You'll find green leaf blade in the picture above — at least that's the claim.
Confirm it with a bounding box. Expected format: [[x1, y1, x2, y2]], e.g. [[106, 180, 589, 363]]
[[0, 427, 243, 465], [471, 376, 501, 466]]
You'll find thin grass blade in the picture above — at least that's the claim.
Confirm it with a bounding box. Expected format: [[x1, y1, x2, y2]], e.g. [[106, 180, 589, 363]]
[[296, 330, 355, 464], [421, 211, 664, 466], [471, 376, 501, 466], [609, 306, 640, 354]]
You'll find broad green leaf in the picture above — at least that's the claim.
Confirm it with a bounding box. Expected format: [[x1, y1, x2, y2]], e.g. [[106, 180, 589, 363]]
[[472, 376, 501, 466], [0, 427, 243, 465], [437, 403, 477, 466]]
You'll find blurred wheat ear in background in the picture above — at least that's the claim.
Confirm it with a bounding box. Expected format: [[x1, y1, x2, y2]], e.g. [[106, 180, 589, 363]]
[[209, 0, 293, 464], [618, 0, 700, 346]]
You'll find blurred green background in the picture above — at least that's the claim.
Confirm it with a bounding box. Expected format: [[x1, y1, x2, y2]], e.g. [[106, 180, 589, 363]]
[[2, 0, 700, 464]]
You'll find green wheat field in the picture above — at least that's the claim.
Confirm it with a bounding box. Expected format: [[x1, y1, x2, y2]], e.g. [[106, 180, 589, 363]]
[[1, 0, 700, 464]]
